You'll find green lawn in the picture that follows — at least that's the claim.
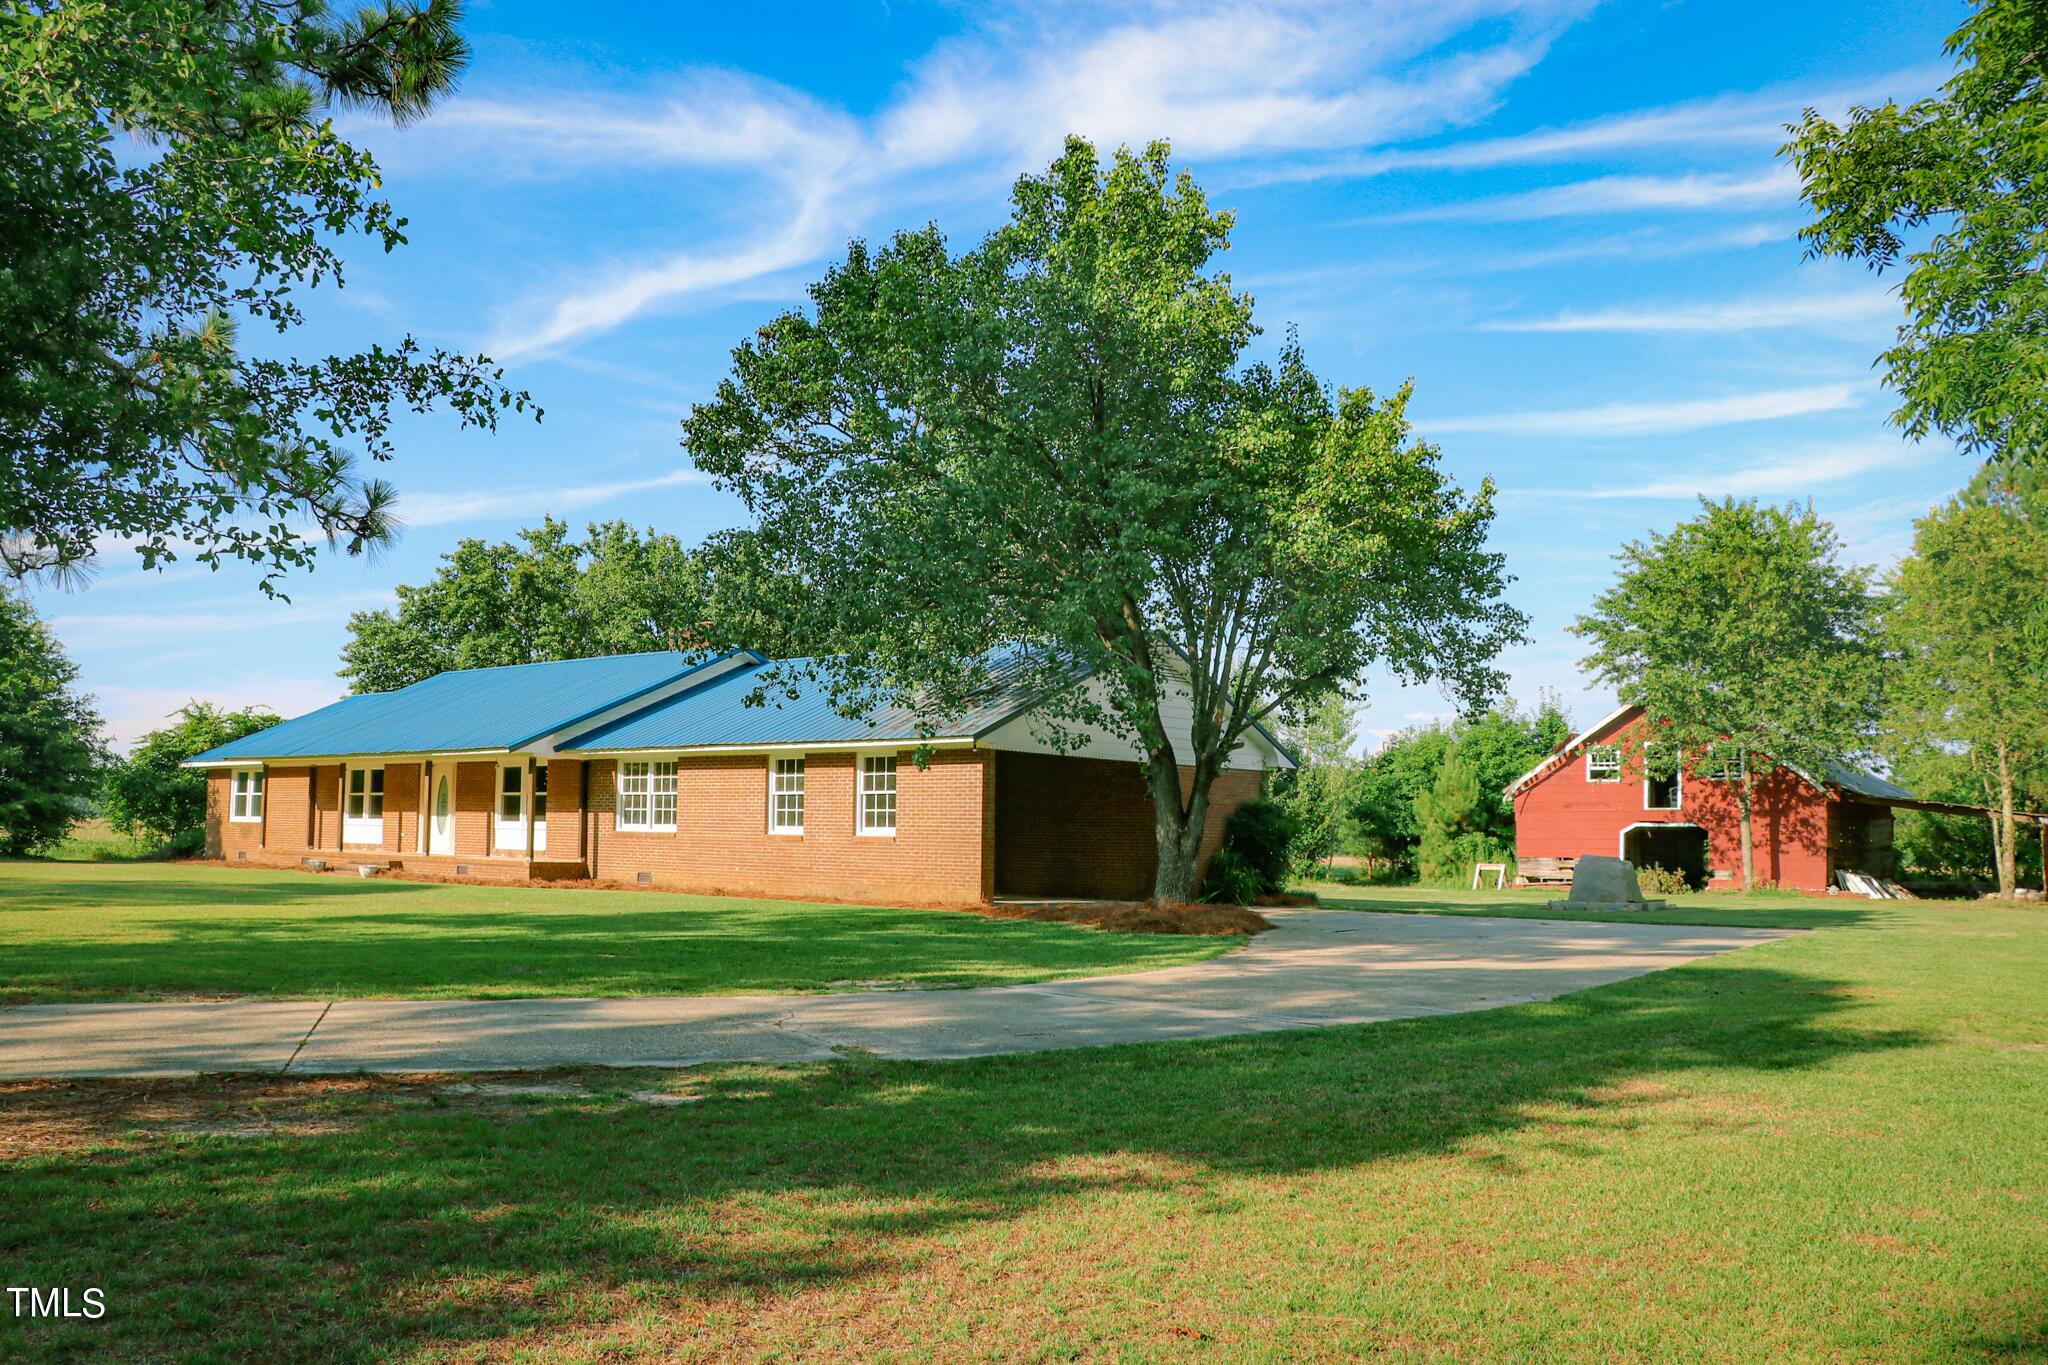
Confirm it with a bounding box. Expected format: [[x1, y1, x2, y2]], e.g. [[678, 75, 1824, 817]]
[[2, 891, 2044, 1358], [0, 861, 1234, 1003]]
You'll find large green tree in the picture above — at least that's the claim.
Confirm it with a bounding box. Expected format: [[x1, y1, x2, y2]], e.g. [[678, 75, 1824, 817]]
[[0, 590, 103, 855], [1573, 499, 1884, 890], [1347, 723, 1455, 878], [1886, 744, 2045, 889], [0, 0, 535, 589], [1346, 697, 1569, 879], [1784, 1, 2048, 470], [1414, 740, 1492, 887], [103, 702, 279, 854], [1271, 693, 1360, 877], [685, 139, 1524, 902], [1883, 496, 2048, 896], [339, 519, 803, 692]]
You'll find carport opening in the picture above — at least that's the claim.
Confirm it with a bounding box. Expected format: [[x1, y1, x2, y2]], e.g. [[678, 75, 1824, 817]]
[[1623, 824, 1708, 890]]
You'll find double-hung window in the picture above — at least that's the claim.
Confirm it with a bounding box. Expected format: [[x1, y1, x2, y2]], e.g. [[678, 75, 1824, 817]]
[[859, 755, 897, 834], [1586, 746, 1621, 783], [617, 760, 677, 832], [229, 769, 265, 822], [770, 757, 805, 833], [344, 765, 385, 843]]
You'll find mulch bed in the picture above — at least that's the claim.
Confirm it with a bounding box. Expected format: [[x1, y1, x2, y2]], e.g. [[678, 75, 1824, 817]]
[[976, 901, 1273, 936]]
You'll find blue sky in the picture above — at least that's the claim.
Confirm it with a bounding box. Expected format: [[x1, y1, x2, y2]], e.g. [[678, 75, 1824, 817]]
[[41, 0, 1971, 750]]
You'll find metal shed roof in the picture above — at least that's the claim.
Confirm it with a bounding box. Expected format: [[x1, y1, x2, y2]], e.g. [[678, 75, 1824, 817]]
[[562, 655, 1045, 751], [187, 651, 720, 762]]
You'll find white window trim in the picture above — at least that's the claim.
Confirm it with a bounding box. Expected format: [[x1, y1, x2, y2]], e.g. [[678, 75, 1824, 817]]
[[616, 758, 678, 834], [1643, 744, 1683, 811], [769, 756, 806, 835], [228, 768, 265, 823], [342, 763, 385, 845], [1585, 745, 1621, 783], [857, 753, 898, 836]]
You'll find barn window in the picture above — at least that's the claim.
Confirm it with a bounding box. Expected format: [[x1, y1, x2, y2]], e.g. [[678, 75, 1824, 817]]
[[1644, 745, 1682, 810], [1701, 744, 1747, 781], [1586, 746, 1621, 782]]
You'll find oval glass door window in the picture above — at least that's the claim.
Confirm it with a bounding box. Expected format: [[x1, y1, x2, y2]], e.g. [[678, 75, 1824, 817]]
[[430, 774, 453, 854]]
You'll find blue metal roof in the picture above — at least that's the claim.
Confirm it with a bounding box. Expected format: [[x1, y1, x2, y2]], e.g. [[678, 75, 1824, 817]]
[[562, 655, 1044, 751], [187, 651, 721, 762]]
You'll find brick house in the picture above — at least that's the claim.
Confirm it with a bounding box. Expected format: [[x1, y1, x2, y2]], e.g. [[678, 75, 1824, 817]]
[[1506, 704, 1917, 892], [185, 650, 1289, 903]]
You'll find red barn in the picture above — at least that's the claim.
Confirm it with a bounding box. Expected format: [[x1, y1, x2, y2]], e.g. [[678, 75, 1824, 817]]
[[1506, 705, 1914, 893]]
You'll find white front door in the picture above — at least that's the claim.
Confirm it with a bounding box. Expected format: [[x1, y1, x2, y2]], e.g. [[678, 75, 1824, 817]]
[[495, 763, 546, 854], [430, 773, 453, 855]]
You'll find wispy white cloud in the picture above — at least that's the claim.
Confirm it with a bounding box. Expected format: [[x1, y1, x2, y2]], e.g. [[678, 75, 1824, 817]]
[[1577, 440, 1936, 499], [49, 593, 390, 649], [1383, 168, 1798, 224], [1253, 64, 1946, 183], [492, 199, 838, 358], [397, 469, 712, 527], [465, 0, 1591, 356], [1431, 382, 1862, 438], [1484, 288, 1896, 333]]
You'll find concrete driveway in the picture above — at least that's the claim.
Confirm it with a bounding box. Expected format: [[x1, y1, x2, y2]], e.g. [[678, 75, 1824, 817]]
[[0, 910, 1789, 1078]]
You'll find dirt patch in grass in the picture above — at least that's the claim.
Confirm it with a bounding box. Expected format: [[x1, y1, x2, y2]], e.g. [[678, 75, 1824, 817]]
[[975, 901, 1272, 936], [0, 1070, 664, 1158]]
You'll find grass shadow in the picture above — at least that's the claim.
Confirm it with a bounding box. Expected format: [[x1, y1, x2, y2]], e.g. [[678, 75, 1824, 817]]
[[0, 958, 1932, 1357]]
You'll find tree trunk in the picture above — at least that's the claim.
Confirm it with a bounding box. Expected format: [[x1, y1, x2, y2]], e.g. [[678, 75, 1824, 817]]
[[1143, 748, 1216, 905], [1995, 741, 2017, 898], [1736, 767, 1757, 891]]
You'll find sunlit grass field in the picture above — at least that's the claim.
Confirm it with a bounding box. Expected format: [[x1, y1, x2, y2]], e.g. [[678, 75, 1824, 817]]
[[0, 860, 1234, 1003], [1, 878, 2042, 1358]]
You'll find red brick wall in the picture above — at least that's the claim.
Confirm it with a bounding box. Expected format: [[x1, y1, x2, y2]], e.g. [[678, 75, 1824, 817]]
[[382, 762, 421, 853], [264, 766, 312, 852], [993, 752, 1265, 900], [585, 749, 991, 904], [455, 761, 495, 856], [1513, 714, 1832, 890], [311, 763, 341, 850], [545, 759, 583, 859]]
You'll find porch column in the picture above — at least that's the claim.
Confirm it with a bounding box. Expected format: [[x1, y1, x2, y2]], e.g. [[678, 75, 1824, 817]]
[[418, 761, 431, 856], [524, 756, 538, 862]]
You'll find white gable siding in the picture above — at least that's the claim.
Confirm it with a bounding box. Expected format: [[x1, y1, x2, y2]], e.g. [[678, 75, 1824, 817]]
[[979, 670, 1285, 771]]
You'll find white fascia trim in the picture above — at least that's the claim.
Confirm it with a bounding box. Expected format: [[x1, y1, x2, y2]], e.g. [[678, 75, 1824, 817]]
[[1502, 703, 1637, 799], [180, 749, 511, 770], [570, 737, 975, 759]]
